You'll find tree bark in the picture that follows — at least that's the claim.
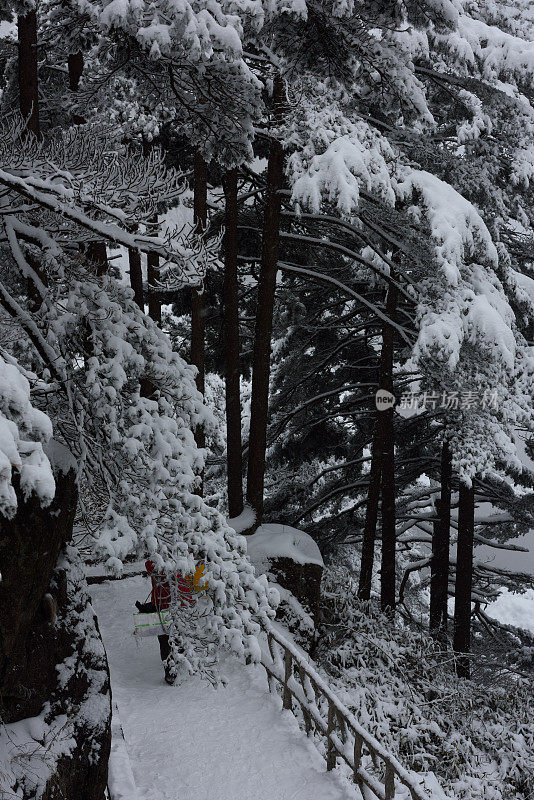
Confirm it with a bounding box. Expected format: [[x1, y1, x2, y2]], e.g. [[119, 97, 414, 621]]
[[380, 408, 396, 612], [67, 51, 84, 91], [141, 138, 162, 325], [379, 278, 398, 613], [191, 151, 208, 494], [191, 150, 207, 399], [358, 423, 383, 600], [453, 480, 475, 678], [129, 249, 144, 310], [18, 10, 40, 138], [67, 49, 106, 275], [86, 241, 108, 276], [246, 76, 286, 528], [0, 465, 77, 721], [223, 167, 244, 518], [147, 252, 162, 324], [430, 441, 452, 640], [135, 244, 154, 394], [358, 278, 398, 602]]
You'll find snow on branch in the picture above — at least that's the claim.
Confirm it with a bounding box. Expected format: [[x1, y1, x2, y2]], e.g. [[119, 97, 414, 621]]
[[395, 169, 498, 287], [0, 121, 211, 287], [444, 13, 534, 87], [0, 355, 55, 518], [288, 109, 397, 217], [0, 169, 207, 285]]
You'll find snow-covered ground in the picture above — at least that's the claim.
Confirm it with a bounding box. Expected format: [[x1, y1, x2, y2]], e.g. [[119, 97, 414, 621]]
[[90, 575, 359, 800]]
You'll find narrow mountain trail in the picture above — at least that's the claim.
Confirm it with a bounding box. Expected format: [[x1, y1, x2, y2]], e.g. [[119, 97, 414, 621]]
[[90, 575, 360, 800]]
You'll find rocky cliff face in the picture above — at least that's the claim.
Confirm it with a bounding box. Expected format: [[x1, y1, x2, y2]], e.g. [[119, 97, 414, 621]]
[[0, 464, 112, 800]]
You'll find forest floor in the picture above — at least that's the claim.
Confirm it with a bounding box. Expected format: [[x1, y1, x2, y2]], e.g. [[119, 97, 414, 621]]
[[90, 575, 360, 800]]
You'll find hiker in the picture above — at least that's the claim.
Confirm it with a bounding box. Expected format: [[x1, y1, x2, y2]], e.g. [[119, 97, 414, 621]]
[[135, 560, 195, 682]]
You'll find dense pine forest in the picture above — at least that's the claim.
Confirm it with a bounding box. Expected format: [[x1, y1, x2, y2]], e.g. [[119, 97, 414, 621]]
[[0, 1, 533, 798]]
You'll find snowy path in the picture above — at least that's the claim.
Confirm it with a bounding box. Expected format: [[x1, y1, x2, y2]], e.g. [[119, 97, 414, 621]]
[[90, 576, 358, 800]]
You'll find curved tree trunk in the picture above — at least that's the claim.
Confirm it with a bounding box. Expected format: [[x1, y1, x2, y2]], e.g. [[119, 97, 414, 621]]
[[223, 167, 244, 518], [453, 480, 475, 678], [18, 10, 40, 138], [246, 76, 286, 528]]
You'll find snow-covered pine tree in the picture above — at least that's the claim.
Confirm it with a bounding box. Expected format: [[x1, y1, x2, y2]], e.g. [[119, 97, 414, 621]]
[[239, 0, 459, 529], [200, 1, 534, 676], [281, 9, 534, 616], [0, 115, 278, 682]]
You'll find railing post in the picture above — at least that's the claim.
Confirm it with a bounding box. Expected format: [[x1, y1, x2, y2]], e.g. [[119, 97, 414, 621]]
[[265, 666, 274, 694], [327, 700, 336, 771], [385, 764, 395, 800], [298, 665, 313, 735], [353, 732, 363, 786], [262, 628, 432, 800], [283, 649, 292, 710], [267, 631, 275, 662], [336, 710, 348, 743]]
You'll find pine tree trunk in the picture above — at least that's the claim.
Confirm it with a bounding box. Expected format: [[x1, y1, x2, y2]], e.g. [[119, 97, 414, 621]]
[[68, 51, 105, 273], [86, 242, 108, 276], [129, 212, 155, 396], [246, 77, 285, 528], [18, 10, 45, 311], [358, 278, 398, 602], [379, 278, 398, 613], [191, 150, 207, 399], [129, 249, 144, 310], [453, 480, 475, 678], [358, 423, 382, 600], [67, 51, 84, 91], [380, 408, 396, 612], [223, 167, 244, 518], [140, 139, 161, 325], [430, 441, 452, 640], [18, 10, 40, 138], [192, 151, 207, 495], [147, 252, 162, 324]]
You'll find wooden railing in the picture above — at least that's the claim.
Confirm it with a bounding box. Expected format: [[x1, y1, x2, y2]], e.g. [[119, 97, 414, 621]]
[[261, 625, 435, 800]]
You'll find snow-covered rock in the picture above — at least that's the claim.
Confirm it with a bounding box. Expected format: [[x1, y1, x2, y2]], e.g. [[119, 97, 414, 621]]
[[246, 523, 324, 571], [246, 524, 323, 637], [0, 355, 55, 519]]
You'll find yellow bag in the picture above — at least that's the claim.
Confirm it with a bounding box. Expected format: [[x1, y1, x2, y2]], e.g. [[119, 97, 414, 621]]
[[185, 562, 208, 592]]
